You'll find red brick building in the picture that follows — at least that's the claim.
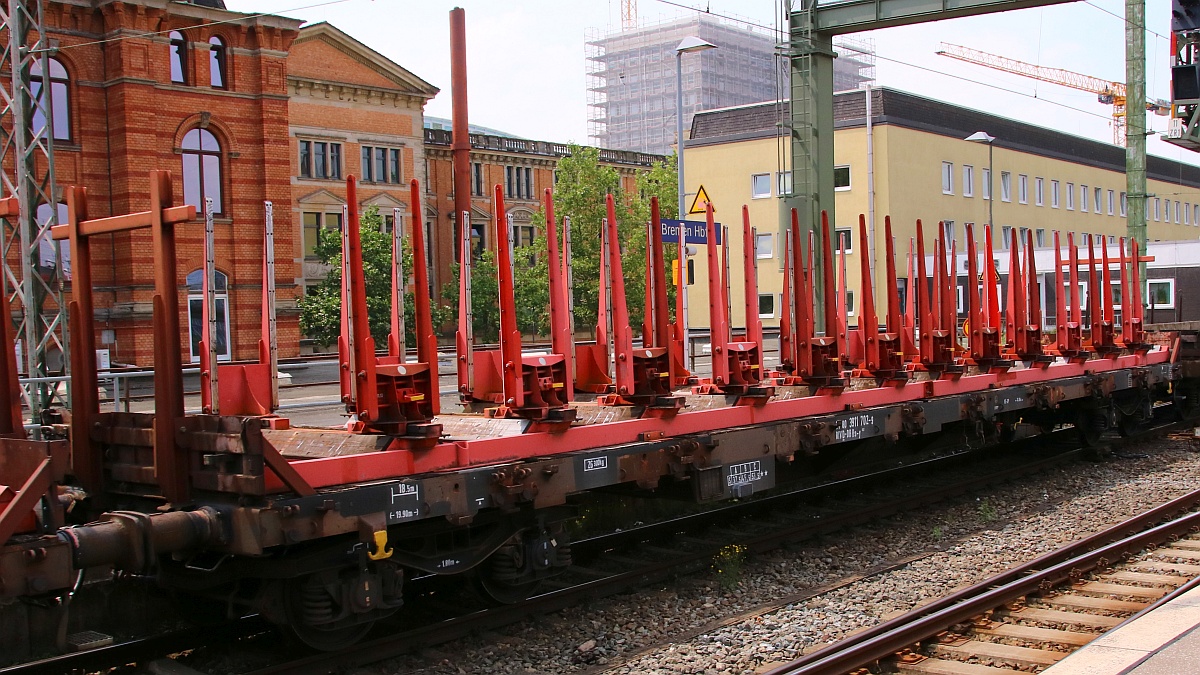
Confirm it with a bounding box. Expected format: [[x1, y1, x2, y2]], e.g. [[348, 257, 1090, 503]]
[[29, 0, 302, 366], [286, 22, 437, 310], [24, 0, 662, 362]]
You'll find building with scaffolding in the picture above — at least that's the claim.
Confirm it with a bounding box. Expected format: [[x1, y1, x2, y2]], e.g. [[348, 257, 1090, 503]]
[[586, 13, 875, 155]]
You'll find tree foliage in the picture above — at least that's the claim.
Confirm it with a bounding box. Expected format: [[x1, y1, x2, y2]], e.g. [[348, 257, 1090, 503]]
[[478, 146, 680, 338], [303, 149, 680, 347], [299, 205, 453, 348]]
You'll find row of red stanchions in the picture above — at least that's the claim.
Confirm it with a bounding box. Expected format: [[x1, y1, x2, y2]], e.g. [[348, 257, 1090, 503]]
[[335, 175, 1153, 444]]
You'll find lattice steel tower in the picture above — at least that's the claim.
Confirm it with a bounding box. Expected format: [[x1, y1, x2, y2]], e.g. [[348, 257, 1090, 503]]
[[0, 0, 65, 426]]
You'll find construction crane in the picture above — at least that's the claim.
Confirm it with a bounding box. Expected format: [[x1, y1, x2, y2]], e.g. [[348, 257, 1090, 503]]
[[937, 42, 1170, 146], [622, 0, 637, 29]]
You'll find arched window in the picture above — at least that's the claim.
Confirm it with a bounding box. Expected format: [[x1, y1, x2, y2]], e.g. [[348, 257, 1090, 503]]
[[36, 202, 69, 278], [186, 269, 230, 362], [31, 57, 69, 141], [181, 128, 222, 215], [169, 31, 187, 84], [208, 36, 227, 88]]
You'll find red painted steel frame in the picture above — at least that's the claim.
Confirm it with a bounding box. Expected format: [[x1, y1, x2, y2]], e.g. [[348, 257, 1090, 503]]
[[411, 180, 439, 407], [268, 348, 1172, 492], [697, 202, 765, 396], [606, 195, 637, 397], [778, 223, 795, 374], [0, 197, 21, 438], [544, 189, 574, 403], [341, 177, 439, 437], [52, 172, 195, 501], [742, 206, 763, 348], [705, 202, 730, 387]]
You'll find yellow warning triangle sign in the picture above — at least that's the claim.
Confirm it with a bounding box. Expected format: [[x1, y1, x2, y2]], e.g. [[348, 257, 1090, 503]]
[[688, 185, 714, 215]]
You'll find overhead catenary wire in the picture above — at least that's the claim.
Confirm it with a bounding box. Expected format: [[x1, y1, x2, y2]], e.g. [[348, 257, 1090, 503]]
[[652, 0, 1138, 127]]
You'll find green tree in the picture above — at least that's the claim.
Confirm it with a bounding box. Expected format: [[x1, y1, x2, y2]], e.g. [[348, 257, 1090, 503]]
[[299, 205, 452, 349], [441, 147, 679, 341]]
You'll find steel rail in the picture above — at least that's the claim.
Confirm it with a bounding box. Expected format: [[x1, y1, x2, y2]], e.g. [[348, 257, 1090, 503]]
[[3, 420, 1180, 675], [241, 425, 1150, 675], [763, 478, 1200, 674]]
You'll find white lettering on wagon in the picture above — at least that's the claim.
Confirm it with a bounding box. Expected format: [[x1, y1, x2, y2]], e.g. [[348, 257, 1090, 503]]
[[388, 483, 420, 521], [727, 461, 766, 487], [834, 413, 875, 442], [584, 457, 608, 472]]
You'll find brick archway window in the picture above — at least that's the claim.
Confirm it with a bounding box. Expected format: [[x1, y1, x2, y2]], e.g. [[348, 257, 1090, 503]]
[[31, 57, 69, 141], [182, 128, 223, 215], [209, 36, 227, 88], [186, 269, 230, 362], [170, 31, 187, 84]]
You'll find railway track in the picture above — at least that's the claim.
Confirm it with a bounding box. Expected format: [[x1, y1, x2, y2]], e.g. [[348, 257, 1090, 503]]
[[216, 421, 1184, 675], [763, 476, 1200, 674], [1, 420, 1185, 675]]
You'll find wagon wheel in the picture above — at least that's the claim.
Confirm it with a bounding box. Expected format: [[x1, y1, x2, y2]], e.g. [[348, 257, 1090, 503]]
[[281, 574, 375, 652]]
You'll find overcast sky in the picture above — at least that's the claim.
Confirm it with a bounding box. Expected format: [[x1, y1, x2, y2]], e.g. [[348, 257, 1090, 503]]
[[225, 0, 1198, 166]]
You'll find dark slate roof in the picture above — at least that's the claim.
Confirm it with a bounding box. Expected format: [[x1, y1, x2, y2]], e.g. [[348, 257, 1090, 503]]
[[688, 87, 1200, 188]]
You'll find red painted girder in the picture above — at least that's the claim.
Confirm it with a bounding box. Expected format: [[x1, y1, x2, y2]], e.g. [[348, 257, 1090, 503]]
[[265, 349, 1172, 491]]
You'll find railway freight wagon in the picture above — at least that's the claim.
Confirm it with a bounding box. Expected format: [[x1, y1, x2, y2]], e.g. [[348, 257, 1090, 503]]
[[935, 238, 1200, 331], [0, 172, 1192, 657]]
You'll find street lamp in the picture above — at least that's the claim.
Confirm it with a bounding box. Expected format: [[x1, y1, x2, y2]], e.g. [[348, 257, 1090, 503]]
[[675, 36, 715, 368], [676, 36, 716, 218], [965, 131, 996, 235]]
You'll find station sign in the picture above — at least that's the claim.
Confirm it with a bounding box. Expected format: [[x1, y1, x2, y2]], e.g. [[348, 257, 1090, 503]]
[[661, 218, 723, 245]]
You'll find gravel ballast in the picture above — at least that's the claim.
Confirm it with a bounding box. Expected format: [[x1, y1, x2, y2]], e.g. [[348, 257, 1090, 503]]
[[376, 437, 1200, 675]]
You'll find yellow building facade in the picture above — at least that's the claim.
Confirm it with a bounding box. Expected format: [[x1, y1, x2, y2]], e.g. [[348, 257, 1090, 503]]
[[682, 88, 1200, 330]]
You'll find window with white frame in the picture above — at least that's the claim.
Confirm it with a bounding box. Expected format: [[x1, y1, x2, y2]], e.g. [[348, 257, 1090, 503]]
[[1001, 171, 1012, 202], [834, 165, 851, 191], [982, 168, 992, 200], [1121, 192, 1127, 217], [1177, 201, 1182, 223], [1166, 200, 1173, 223], [1108, 190, 1115, 215], [1080, 185, 1089, 212], [751, 173, 771, 198], [186, 269, 231, 363], [1035, 177, 1044, 206], [963, 165, 974, 197], [755, 233, 774, 259], [1066, 182, 1075, 210], [777, 171, 793, 196], [1094, 187, 1102, 214], [758, 293, 776, 318], [1154, 198, 1161, 221], [1018, 174, 1028, 204], [942, 220, 955, 245], [1036, 229, 1045, 247], [1194, 204, 1199, 225], [1187, 202, 1191, 225], [941, 162, 954, 194], [835, 228, 853, 253], [845, 290, 856, 316], [1064, 281, 1088, 311], [1001, 225, 1012, 249], [1051, 180, 1060, 208], [1147, 279, 1175, 309]]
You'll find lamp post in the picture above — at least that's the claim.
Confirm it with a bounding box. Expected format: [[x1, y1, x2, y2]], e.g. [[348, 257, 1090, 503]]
[[965, 131, 995, 234], [675, 35, 715, 368]]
